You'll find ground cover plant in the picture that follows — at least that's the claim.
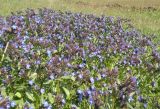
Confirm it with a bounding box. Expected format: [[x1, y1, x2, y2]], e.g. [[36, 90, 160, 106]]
[[0, 8, 160, 109], [1, 0, 160, 38]]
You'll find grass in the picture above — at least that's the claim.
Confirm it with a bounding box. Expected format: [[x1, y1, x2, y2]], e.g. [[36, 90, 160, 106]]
[[0, 0, 160, 38]]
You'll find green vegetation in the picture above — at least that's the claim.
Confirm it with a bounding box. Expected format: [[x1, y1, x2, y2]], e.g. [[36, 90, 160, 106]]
[[0, 1, 160, 108], [0, 0, 160, 37], [0, 8, 160, 109]]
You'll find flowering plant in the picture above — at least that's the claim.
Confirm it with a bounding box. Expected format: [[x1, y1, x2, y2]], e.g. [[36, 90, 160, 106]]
[[0, 8, 160, 109]]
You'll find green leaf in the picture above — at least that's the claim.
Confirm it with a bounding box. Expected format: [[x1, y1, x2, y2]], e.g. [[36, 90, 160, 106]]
[[15, 92, 22, 98], [48, 93, 54, 103], [60, 76, 75, 81], [9, 93, 14, 99], [1, 87, 7, 96], [62, 87, 70, 100], [30, 73, 37, 80], [43, 80, 52, 85], [127, 103, 134, 109], [15, 99, 24, 108], [26, 92, 35, 101]]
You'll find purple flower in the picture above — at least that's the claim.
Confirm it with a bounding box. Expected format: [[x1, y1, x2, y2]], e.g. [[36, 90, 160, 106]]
[[47, 50, 52, 57], [77, 90, 83, 102], [28, 80, 34, 86], [35, 60, 41, 65], [6, 104, 10, 109], [88, 96, 94, 105], [144, 103, 147, 108], [151, 81, 156, 87], [87, 90, 92, 95], [26, 64, 31, 69], [47, 105, 52, 109], [40, 88, 45, 94], [98, 90, 103, 94], [62, 99, 66, 104], [11, 25, 17, 29], [10, 101, 16, 107], [101, 74, 106, 78], [49, 74, 54, 80], [78, 74, 83, 79], [130, 77, 137, 84], [78, 94, 83, 102], [0, 96, 2, 101], [77, 90, 83, 94], [79, 63, 85, 68], [138, 96, 143, 102], [67, 63, 72, 67], [103, 83, 107, 87], [43, 101, 49, 107], [128, 96, 134, 102], [90, 77, 94, 84], [90, 85, 95, 91]]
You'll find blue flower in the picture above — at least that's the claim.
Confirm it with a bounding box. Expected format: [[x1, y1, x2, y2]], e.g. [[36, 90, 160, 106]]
[[6, 104, 10, 109], [90, 77, 94, 84], [90, 85, 95, 91], [10, 101, 16, 107], [28, 80, 34, 86], [103, 83, 107, 87], [35, 60, 41, 65], [11, 25, 17, 29], [78, 74, 83, 79], [26, 64, 31, 69], [62, 99, 66, 104], [128, 96, 134, 102], [88, 96, 94, 105], [0, 95, 3, 101], [43, 101, 49, 107], [87, 90, 92, 95], [144, 103, 147, 108], [78, 94, 83, 102], [77, 90, 83, 94], [40, 88, 45, 94], [47, 105, 52, 109], [138, 96, 143, 102], [49, 74, 54, 80], [151, 81, 156, 87], [47, 50, 52, 58], [77, 90, 83, 102]]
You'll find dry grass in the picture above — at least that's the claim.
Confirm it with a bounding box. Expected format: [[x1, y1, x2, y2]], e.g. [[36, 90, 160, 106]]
[[0, 0, 160, 37]]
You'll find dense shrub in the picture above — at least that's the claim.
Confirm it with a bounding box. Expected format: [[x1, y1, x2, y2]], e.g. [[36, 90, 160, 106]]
[[0, 8, 160, 109]]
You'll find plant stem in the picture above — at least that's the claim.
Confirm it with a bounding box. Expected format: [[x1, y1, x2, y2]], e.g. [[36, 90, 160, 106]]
[[1, 42, 9, 62]]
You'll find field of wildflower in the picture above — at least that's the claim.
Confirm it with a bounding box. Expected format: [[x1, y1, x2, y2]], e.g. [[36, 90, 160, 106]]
[[0, 7, 160, 109]]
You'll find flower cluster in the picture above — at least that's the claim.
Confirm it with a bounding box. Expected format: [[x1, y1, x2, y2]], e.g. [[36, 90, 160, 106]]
[[0, 8, 160, 108]]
